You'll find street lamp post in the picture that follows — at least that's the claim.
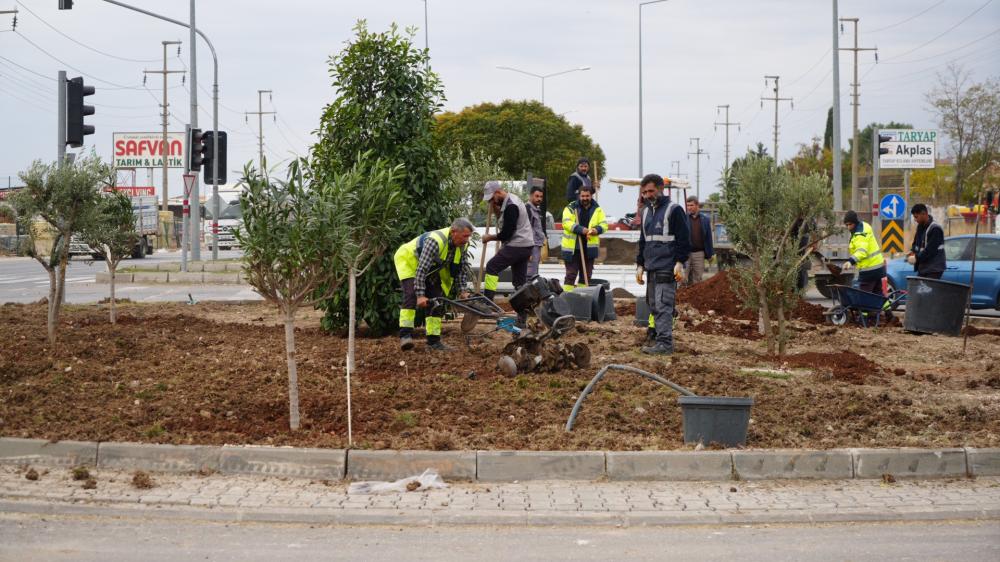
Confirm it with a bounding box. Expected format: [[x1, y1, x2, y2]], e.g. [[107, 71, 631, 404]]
[[420, 0, 428, 51], [639, 0, 669, 176], [495, 66, 591, 105]]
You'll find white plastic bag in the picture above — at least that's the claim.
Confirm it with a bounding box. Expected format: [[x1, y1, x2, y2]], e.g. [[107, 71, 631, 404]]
[[348, 468, 448, 495]]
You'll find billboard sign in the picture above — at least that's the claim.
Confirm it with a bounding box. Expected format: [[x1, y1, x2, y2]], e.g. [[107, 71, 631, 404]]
[[113, 132, 185, 169], [878, 129, 937, 169]]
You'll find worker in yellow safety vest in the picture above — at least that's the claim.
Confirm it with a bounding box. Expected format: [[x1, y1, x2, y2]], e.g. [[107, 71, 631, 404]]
[[561, 185, 608, 291], [393, 218, 474, 352], [841, 210, 886, 295]]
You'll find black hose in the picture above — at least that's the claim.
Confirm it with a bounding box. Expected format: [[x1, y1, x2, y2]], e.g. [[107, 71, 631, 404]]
[[565, 364, 696, 432]]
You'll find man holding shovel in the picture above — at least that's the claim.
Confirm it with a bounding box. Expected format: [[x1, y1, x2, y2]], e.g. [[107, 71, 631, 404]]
[[561, 185, 607, 291], [636, 174, 690, 355], [481, 181, 537, 325]]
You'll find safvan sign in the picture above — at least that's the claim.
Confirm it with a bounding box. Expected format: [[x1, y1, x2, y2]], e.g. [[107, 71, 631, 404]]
[[113, 132, 185, 169], [878, 129, 937, 169]]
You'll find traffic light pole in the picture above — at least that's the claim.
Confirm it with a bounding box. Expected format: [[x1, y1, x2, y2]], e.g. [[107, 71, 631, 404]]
[[872, 127, 880, 234], [98, 0, 219, 261], [57, 70, 66, 166]]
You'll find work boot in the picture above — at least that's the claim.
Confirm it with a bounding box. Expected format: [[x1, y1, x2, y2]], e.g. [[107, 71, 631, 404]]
[[644, 327, 656, 345], [400, 335, 414, 351], [426, 340, 453, 352], [641, 342, 673, 356]]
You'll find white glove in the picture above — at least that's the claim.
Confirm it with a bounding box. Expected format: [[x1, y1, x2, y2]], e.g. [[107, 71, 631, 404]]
[[673, 262, 684, 282], [636, 266, 645, 285], [906, 255, 916, 265], [841, 261, 854, 272]]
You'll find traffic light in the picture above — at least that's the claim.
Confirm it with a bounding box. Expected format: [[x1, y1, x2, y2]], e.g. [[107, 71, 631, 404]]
[[877, 133, 892, 157], [58, 0, 73, 9], [202, 131, 227, 185], [66, 76, 94, 148], [186, 127, 206, 172]]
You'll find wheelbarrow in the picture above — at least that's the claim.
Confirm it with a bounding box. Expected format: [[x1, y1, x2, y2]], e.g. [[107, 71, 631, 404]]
[[826, 284, 907, 328]]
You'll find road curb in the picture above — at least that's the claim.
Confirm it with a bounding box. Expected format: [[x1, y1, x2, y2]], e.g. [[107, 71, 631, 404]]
[[1, 498, 996, 528], [0, 438, 990, 482]]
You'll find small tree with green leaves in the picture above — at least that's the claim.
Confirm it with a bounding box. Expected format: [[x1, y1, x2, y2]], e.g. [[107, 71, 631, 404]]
[[80, 191, 136, 325], [439, 145, 510, 221], [13, 155, 108, 344], [235, 159, 349, 431], [720, 155, 838, 355]]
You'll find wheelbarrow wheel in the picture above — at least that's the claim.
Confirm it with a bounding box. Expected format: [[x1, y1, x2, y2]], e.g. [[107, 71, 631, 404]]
[[829, 306, 848, 326]]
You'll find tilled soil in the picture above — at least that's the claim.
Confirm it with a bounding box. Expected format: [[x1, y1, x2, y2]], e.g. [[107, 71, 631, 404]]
[[678, 271, 827, 325], [1, 301, 998, 451]]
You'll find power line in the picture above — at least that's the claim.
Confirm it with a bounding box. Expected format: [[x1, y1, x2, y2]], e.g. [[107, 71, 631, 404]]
[[14, 0, 159, 63], [0, 84, 49, 112], [880, 27, 1000, 65], [0, 54, 54, 81], [13, 30, 147, 90], [881, 0, 994, 62], [868, 0, 948, 33], [786, 48, 832, 87]]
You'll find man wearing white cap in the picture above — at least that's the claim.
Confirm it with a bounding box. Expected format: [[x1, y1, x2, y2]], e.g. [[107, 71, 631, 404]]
[[481, 181, 536, 326]]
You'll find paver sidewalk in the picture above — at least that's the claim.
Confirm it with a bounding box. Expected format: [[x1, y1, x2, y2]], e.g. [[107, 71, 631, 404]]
[[1, 465, 998, 526]]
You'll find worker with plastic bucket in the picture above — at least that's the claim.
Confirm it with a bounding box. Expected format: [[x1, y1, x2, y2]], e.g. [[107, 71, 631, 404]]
[[635, 174, 690, 355], [481, 181, 537, 327], [561, 185, 607, 291], [393, 218, 474, 352]]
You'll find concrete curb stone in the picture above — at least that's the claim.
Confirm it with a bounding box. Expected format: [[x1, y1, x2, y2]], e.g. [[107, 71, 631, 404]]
[[733, 449, 854, 480], [0, 438, 98, 467], [476, 451, 605, 481], [131, 271, 168, 284], [965, 447, 1000, 476], [169, 272, 203, 284], [204, 273, 240, 284], [219, 446, 345, 480], [97, 442, 221, 473], [347, 450, 476, 481], [853, 447, 967, 479], [606, 451, 732, 481]]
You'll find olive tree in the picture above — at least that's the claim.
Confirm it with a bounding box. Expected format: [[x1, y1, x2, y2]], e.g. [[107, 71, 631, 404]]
[[720, 155, 838, 355], [236, 159, 347, 431], [13, 155, 108, 344], [80, 191, 136, 324]]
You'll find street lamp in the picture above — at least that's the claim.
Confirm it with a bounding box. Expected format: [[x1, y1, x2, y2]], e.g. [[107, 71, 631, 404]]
[[418, 0, 428, 50], [639, 0, 669, 176], [495, 65, 591, 105]]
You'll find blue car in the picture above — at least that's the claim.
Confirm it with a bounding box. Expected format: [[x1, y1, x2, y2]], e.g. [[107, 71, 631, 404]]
[[885, 234, 1000, 310]]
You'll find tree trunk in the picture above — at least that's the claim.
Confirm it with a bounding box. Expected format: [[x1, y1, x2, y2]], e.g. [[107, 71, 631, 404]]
[[776, 303, 787, 356], [53, 243, 69, 337], [346, 269, 356, 447], [283, 310, 301, 431], [109, 265, 117, 325], [758, 286, 774, 355], [46, 267, 57, 345]]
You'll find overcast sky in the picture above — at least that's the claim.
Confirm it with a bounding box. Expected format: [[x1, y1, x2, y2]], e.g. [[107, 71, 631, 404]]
[[1, 0, 998, 218]]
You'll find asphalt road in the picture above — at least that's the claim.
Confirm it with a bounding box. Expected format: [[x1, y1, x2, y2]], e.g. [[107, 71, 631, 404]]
[[0, 251, 257, 304], [0, 513, 996, 561]]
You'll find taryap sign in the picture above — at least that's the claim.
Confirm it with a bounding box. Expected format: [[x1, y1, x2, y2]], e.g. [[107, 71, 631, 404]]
[[113, 132, 185, 169], [878, 129, 936, 169]]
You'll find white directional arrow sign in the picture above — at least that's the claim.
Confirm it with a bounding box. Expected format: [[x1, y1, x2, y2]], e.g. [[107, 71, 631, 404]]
[[879, 194, 905, 220]]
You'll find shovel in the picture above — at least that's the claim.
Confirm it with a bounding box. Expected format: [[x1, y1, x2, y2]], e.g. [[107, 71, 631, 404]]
[[811, 250, 842, 276]]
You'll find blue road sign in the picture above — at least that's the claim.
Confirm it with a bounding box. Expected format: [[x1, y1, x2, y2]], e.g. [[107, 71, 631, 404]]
[[880, 194, 906, 220]]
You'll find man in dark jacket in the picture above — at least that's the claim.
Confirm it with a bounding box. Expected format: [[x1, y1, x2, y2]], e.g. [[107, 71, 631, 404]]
[[908, 204, 946, 279], [636, 174, 690, 355], [684, 196, 714, 285], [565, 157, 592, 202]]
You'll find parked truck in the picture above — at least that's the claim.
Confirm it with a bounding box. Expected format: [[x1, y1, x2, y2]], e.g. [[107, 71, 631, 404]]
[[69, 194, 159, 259]]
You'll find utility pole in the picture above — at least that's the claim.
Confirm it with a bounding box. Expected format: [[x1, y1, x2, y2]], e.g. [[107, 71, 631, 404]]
[[687, 138, 707, 201], [189, 0, 202, 261], [831, 0, 843, 212], [839, 17, 877, 211], [245, 90, 274, 170], [144, 40, 184, 212], [57, 71, 66, 166], [670, 160, 685, 179], [761, 75, 793, 163], [714, 104, 740, 174]]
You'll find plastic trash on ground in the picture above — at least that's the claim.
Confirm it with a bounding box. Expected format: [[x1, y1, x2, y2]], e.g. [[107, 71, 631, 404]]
[[347, 468, 448, 495]]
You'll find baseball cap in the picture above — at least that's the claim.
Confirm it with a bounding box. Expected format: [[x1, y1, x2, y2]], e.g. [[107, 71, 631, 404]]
[[483, 180, 503, 201]]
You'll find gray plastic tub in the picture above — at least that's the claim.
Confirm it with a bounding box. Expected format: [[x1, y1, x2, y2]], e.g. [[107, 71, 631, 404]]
[[903, 276, 971, 336], [678, 396, 753, 447]]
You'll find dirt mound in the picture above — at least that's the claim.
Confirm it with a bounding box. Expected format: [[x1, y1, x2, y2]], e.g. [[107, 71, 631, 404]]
[[963, 325, 1000, 337], [614, 299, 636, 318], [679, 271, 825, 325], [774, 351, 883, 385]]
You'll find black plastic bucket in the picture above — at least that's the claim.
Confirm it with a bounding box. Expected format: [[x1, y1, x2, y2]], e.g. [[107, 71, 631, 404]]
[[589, 279, 616, 321], [555, 291, 594, 322], [537, 297, 572, 327], [903, 276, 971, 336], [678, 396, 753, 447]]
